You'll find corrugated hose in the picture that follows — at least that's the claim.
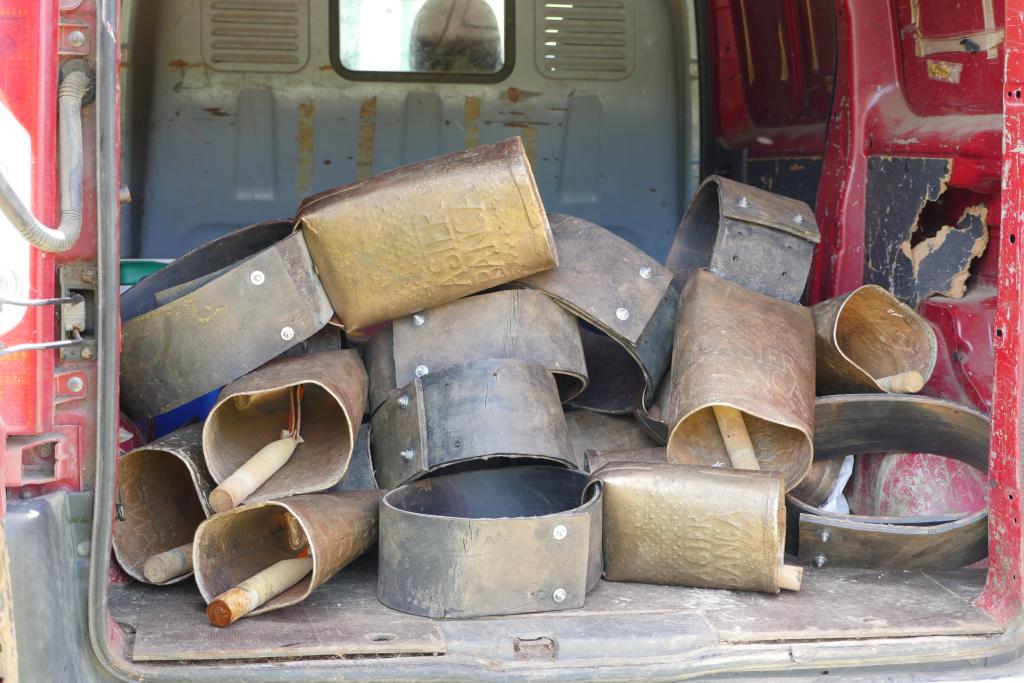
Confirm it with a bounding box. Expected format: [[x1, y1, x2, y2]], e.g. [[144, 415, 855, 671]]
[[0, 69, 90, 253]]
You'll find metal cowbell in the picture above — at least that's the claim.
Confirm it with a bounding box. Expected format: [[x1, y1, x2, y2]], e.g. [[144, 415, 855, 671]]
[[112, 424, 213, 585], [812, 284, 937, 395], [666, 270, 815, 491], [203, 349, 367, 504], [294, 137, 557, 332], [365, 289, 587, 413], [193, 490, 382, 620], [371, 358, 576, 490], [793, 394, 989, 570], [520, 214, 678, 416], [665, 175, 820, 303], [587, 462, 801, 594], [378, 466, 602, 619], [120, 220, 334, 422]]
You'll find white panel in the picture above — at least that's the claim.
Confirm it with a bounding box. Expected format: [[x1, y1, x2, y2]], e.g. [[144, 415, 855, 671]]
[[0, 102, 32, 336]]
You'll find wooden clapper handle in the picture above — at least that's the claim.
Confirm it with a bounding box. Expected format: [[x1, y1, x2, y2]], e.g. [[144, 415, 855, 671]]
[[143, 542, 193, 583], [876, 371, 924, 394], [207, 557, 313, 627], [712, 404, 803, 592], [209, 434, 300, 513]]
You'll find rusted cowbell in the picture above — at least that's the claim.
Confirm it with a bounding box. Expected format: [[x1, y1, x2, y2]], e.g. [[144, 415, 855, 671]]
[[666, 270, 815, 491], [294, 137, 557, 332], [812, 284, 937, 395], [587, 462, 802, 594], [371, 358, 577, 489], [203, 349, 367, 505], [665, 175, 820, 304], [113, 424, 213, 585], [520, 214, 678, 415], [193, 490, 382, 620]]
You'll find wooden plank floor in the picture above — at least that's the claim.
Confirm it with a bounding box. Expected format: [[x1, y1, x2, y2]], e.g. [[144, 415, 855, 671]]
[[108, 558, 1002, 662]]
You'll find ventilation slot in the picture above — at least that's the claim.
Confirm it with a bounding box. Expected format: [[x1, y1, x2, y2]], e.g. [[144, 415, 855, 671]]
[[201, 0, 310, 73], [535, 0, 636, 80]]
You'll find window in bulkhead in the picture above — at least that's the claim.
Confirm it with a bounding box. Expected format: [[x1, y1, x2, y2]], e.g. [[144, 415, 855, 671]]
[[335, 0, 511, 79]]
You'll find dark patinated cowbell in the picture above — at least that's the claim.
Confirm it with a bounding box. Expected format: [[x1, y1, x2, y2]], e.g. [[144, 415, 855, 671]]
[[665, 175, 821, 304], [812, 285, 937, 395], [371, 358, 576, 489], [666, 270, 815, 492], [793, 394, 989, 570], [520, 214, 678, 416], [120, 220, 334, 422], [364, 289, 588, 414], [378, 466, 603, 619]]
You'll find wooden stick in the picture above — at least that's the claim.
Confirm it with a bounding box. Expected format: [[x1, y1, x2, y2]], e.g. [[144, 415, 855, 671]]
[[209, 436, 300, 513], [876, 370, 924, 394], [207, 557, 313, 627], [712, 405, 761, 470], [777, 564, 803, 592], [284, 512, 308, 551], [142, 542, 193, 583]]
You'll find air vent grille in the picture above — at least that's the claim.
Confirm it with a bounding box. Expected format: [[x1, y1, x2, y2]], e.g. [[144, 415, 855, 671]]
[[201, 0, 310, 73], [535, 0, 636, 80]]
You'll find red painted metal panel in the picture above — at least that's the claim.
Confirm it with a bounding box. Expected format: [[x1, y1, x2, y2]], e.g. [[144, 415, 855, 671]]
[[895, 0, 1005, 117], [977, 0, 1024, 621], [0, 0, 58, 436]]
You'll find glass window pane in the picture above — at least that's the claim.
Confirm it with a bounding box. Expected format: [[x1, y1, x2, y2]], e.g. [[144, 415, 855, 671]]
[[338, 0, 506, 75]]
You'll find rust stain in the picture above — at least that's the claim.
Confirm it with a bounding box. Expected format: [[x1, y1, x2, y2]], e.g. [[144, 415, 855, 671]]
[[203, 107, 230, 117], [926, 59, 963, 84], [505, 87, 542, 103], [168, 59, 203, 69], [464, 96, 481, 149], [357, 97, 377, 179], [298, 100, 316, 195], [319, 64, 335, 71]]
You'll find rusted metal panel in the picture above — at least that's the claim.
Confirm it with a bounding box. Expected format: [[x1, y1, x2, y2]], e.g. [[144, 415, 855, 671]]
[[520, 213, 678, 415], [203, 350, 366, 504], [812, 284, 937, 394], [120, 221, 333, 421], [795, 394, 989, 569], [378, 466, 602, 618], [371, 358, 576, 489], [193, 490, 382, 619], [295, 137, 556, 332], [665, 175, 820, 304], [588, 462, 792, 594], [365, 289, 587, 413], [666, 270, 815, 491], [112, 424, 213, 585]]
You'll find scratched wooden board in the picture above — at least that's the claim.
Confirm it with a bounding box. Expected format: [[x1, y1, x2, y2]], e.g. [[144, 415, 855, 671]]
[[109, 560, 445, 661], [580, 567, 1000, 643], [109, 560, 1000, 661]]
